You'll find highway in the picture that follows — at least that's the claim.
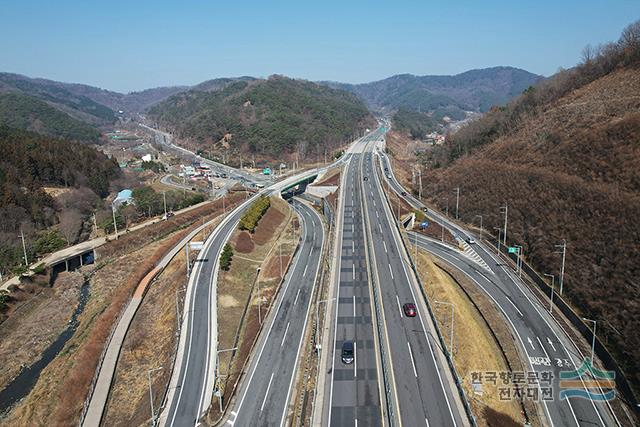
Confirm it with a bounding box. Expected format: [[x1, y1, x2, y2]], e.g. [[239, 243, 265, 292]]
[[160, 126, 383, 427], [360, 145, 465, 426], [377, 149, 621, 427], [226, 199, 324, 426], [323, 149, 383, 426]]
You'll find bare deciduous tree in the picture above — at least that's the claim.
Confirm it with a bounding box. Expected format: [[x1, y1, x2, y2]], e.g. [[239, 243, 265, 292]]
[[58, 209, 84, 245]]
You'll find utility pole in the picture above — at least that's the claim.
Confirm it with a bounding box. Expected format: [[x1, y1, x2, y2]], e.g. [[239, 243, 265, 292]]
[[445, 198, 449, 217], [454, 187, 460, 220], [20, 229, 28, 266], [279, 243, 283, 278], [544, 274, 555, 314], [555, 239, 567, 295], [500, 202, 508, 246], [418, 167, 422, 201], [112, 205, 119, 240], [163, 191, 167, 218], [93, 213, 98, 236]]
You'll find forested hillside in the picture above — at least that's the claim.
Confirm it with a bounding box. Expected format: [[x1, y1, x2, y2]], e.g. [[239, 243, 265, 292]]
[[414, 21, 640, 395], [0, 93, 101, 141], [0, 126, 120, 271], [0, 73, 116, 124], [148, 75, 374, 163]]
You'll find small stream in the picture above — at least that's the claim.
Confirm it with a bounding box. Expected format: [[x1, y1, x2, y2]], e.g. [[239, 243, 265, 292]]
[[0, 280, 91, 415]]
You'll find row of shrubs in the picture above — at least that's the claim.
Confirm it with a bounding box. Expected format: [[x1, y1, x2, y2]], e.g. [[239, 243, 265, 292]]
[[238, 196, 270, 233]]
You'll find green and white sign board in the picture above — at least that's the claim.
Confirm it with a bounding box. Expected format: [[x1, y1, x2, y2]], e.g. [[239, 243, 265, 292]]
[[508, 247, 518, 254]]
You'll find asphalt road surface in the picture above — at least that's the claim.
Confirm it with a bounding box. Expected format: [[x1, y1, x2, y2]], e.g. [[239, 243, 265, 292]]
[[324, 150, 383, 426], [378, 150, 620, 427], [226, 199, 324, 427], [361, 147, 464, 427]]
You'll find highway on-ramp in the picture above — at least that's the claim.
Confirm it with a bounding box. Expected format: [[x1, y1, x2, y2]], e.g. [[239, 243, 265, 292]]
[[225, 198, 324, 427]]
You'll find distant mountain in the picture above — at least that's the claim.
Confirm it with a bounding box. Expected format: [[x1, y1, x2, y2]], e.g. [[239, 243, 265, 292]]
[[323, 66, 543, 117], [148, 75, 374, 164], [0, 73, 117, 124], [0, 72, 191, 125], [0, 92, 101, 142]]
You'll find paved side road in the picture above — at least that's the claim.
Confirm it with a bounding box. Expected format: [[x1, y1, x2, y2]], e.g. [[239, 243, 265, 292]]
[[378, 150, 621, 427], [225, 198, 324, 426], [161, 194, 259, 427]]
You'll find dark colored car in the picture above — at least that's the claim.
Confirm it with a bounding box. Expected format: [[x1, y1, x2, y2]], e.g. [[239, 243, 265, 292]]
[[401, 191, 407, 196], [363, 176, 368, 181], [403, 303, 417, 317], [422, 207, 429, 213], [341, 341, 354, 364]]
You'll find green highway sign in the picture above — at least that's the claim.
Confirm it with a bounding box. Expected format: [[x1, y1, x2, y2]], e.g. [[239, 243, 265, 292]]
[[508, 247, 518, 254]]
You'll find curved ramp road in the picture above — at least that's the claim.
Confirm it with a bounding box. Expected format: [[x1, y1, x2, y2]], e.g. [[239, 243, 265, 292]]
[[378, 150, 621, 427], [162, 194, 259, 427], [226, 199, 324, 426]]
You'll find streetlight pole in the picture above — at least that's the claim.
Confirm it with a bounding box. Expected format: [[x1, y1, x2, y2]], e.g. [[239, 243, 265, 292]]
[[555, 239, 567, 295], [279, 243, 283, 278], [147, 366, 163, 426], [175, 287, 186, 337], [514, 244, 523, 278], [256, 267, 262, 324], [474, 215, 483, 241], [435, 300, 455, 358], [493, 227, 502, 256], [445, 198, 449, 217], [215, 347, 238, 412], [582, 318, 597, 364], [454, 187, 460, 220], [500, 202, 508, 246], [544, 274, 555, 314]]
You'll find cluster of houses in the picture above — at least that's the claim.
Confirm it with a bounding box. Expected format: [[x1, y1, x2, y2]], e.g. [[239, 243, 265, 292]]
[[424, 132, 446, 145]]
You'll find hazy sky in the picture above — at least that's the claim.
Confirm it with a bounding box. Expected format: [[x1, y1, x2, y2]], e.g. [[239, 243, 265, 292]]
[[1, 0, 637, 92]]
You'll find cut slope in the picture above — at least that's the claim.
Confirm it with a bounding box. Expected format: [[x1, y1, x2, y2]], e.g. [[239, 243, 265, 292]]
[[420, 64, 640, 398]]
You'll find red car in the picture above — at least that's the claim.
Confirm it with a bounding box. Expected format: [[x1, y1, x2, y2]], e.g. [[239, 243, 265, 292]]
[[403, 303, 417, 317]]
